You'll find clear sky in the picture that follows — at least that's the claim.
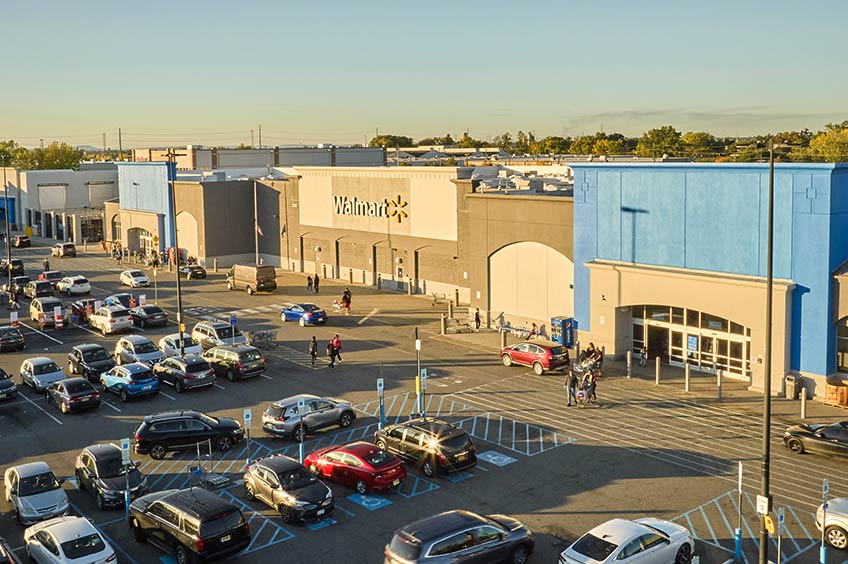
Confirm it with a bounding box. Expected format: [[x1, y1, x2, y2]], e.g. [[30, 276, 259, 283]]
[[3, 0, 846, 148]]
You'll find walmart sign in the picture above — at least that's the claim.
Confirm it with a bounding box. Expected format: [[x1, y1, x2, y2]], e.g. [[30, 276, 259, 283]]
[[333, 195, 408, 223]]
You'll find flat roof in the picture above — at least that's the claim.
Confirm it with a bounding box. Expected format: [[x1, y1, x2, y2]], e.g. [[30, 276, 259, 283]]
[[568, 162, 846, 170]]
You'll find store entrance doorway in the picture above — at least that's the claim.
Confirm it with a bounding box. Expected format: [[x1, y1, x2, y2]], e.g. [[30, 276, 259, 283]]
[[647, 325, 669, 362]]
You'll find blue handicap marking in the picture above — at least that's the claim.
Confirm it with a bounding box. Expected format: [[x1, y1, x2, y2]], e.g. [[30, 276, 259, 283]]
[[304, 516, 337, 531], [444, 471, 473, 483], [347, 493, 393, 511], [477, 450, 517, 467], [160, 558, 176, 564], [66, 477, 79, 490]]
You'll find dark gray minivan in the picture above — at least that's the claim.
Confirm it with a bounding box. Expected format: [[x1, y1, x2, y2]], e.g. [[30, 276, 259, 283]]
[[226, 264, 277, 294]]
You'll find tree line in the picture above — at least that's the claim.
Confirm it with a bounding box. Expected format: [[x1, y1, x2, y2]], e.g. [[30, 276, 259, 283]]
[[0, 140, 84, 170], [369, 121, 848, 162]]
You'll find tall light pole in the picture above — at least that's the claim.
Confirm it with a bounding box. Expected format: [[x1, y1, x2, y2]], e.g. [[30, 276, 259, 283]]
[[1, 158, 11, 293], [164, 150, 186, 355], [253, 180, 259, 265], [759, 139, 777, 564]]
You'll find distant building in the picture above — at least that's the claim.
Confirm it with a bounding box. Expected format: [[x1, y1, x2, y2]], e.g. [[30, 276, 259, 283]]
[[132, 145, 387, 169]]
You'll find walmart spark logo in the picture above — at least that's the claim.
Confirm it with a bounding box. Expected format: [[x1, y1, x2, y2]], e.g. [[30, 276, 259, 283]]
[[389, 194, 408, 223]]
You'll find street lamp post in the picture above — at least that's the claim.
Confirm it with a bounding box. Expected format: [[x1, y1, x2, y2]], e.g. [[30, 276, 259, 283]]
[[758, 140, 777, 564], [164, 150, 186, 356], [2, 164, 11, 294]]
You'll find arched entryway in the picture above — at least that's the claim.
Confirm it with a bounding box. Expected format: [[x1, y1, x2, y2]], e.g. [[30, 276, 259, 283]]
[[110, 214, 121, 242], [838, 317, 848, 375], [176, 211, 199, 257], [489, 241, 573, 324], [126, 227, 154, 254]]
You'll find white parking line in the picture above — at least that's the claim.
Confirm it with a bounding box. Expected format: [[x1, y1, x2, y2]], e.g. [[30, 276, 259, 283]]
[[357, 308, 380, 325], [73, 323, 103, 337], [18, 391, 63, 425], [159, 391, 176, 400], [101, 399, 122, 412], [260, 374, 272, 380], [18, 322, 63, 345], [214, 384, 226, 390]]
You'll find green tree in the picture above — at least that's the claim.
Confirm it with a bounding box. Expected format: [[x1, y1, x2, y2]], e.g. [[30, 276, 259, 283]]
[[514, 131, 530, 154], [492, 132, 513, 152], [0, 140, 19, 167], [369, 135, 414, 148], [636, 126, 683, 158], [681, 132, 718, 159], [809, 127, 848, 162], [533, 136, 571, 154], [456, 132, 490, 149], [569, 134, 596, 154], [592, 138, 624, 155], [416, 134, 455, 146]]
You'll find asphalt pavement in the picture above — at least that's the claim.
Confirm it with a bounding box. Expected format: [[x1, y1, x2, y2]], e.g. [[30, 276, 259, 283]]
[[0, 240, 845, 564]]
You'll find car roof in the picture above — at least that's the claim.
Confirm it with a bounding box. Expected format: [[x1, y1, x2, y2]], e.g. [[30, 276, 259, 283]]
[[399, 510, 488, 542], [28, 356, 57, 365], [126, 270, 145, 275], [109, 293, 132, 298], [144, 410, 203, 422], [402, 417, 462, 436], [339, 441, 381, 459], [36, 297, 62, 304], [210, 345, 255, 353], [164, 332, 192, 340], [170, 354, 206, 364], [74, 343, 107, 352], [120, 363, 154, 374], [12, 461, 52, 478], [121, 335, 153, 344], [273, 393, 321, 407], [257, 455, 302, 473], [83, 443, 121, 458], [158, 487, 236, 519], [584, 518, 653, 546], [58, 377, 90, 386], [38, 516, 96, 541], [198, 320, 229, 329], [102, 305, 128, 313]]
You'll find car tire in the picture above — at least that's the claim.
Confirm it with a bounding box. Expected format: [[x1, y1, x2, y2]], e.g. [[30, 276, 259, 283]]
[[244, 482, 255, 500], [675, 543, 692, 564], [226, 369, 235, 382], [786, 438, 804, 454], [280, 313, 287, 322], [174, 379, 184, 393], [140, 319, 146, 329], [501, 354, 513, 367], [355, 479, 367, 495], [293, 424, 307, 442], [149, 443, 167, 460], [421, 459, 436, 478], [247, 285, 254, 295], [826, 525, 848, 550], [76, 471, 86, 491], [376, 439, 387, 450], [532, 362, 544, 376], [226, 281, 233, 290], [61, 401, 69, 414], [96, 494, 107, 510], [280, 505, 296, 523], [338, 412, 354, 428], [510, 545, 529, 564], [120, 388, 129, 403], [68, 361, 76, 374], [101, 326, 107, 336], [216, 435, 234, 452], [174, 545, 191, 564], [308, 463, 318, 474], [131, 519, 145, 542]]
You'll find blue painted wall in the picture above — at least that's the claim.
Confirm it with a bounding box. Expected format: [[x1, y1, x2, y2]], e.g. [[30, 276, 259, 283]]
[[0, 197, 16, 225], [116, 163, 175, 249], [572, 163, 848, 377]]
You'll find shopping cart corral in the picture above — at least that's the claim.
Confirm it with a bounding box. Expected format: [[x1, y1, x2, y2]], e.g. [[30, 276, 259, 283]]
[[187, 440, 231, 490], [247, 329, 278, 349]]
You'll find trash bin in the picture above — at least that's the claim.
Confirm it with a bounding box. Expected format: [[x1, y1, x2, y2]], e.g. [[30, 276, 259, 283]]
[[785, 374, 801, 400]]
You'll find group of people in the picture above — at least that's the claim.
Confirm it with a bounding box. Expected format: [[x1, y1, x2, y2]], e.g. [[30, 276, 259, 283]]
[[339, 287, 352, 315], [564, 342, 603, 407], [308, 334, 344, 368], [306, 274, 321, 294]]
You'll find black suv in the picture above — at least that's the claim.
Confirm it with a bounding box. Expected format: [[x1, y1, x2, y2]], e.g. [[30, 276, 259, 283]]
[[68, 343, 117, 381], [202, 345, 266, 381], [153, 355, 216, 393], [0, 259, 24, 277], [128, 487, 250, 563], [374, 417, 477, 478], [2, 275, 30, 296], [75, 443, 148, 509], [0, 326, 24, 352], [134, 410, 245, 460], [243, 455, 333, 523]]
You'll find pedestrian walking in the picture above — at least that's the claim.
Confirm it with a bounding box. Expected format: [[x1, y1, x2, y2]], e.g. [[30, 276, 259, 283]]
[[42, 258, 50, 272], [332, 334, 342, 362], [566, 369, 579, 407], [474, 308, 481, 331], [307, 275, 313, 294], [525, 322, 537, 340], [313, 273, 320, 294], [308, 336, 318, 365], [326, 340, 337, 368], [589, 369, 599, 403], [639, 344, 647, 367], [341, 288, 351, 314]]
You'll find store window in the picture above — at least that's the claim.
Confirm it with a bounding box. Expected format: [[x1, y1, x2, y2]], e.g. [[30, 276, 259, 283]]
[[838, 321, 848, 374]]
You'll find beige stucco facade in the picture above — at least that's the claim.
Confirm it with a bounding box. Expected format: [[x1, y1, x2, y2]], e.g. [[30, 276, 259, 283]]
[[585, 260, 796, 393]]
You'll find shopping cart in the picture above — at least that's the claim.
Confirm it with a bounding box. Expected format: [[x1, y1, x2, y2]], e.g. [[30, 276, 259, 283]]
[[247, 330, 278, 349]]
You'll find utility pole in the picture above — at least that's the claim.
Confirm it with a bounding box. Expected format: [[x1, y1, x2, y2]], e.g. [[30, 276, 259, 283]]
[[118, 128, 123, 161], [1, 163, 11, 294], [40, 139, 44, 149], [102, 133, 106, 153], [253, 181, 259, 265], [250, 130, 254, 147], [258, 125, 262, 148], [164, 149, 187, 356]]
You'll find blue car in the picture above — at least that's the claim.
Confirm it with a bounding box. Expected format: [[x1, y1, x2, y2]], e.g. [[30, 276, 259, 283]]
[[99, 363, 160, 402], [279, 303, 328, 326]]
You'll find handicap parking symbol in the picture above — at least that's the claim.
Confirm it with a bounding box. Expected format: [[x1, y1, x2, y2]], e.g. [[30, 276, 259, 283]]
[[477, 450, 517, 467], [304, 516, 337, 531], [347, 493, 393, 511]]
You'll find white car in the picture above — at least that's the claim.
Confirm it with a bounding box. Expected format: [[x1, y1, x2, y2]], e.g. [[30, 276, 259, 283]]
[[818, 498, 848, 550], [88, 306, 133, 336], [55, 276, 91, 296], [120, 269, 149, 288], [559, 518, 694, 564], [24, 516, 116, 564], [159, 333, 203, 357]]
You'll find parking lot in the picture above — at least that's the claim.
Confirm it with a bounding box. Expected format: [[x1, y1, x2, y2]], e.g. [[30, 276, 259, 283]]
[[0, 241, 846, 564]]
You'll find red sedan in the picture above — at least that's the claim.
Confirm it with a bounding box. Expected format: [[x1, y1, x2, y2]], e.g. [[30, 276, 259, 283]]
[[304, 441, 406, 494], [500, 341, 570, 375]]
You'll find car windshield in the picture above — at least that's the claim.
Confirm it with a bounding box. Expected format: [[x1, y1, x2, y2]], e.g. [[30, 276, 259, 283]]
[[141, 306, 163, 314], [0, 328, 19, 338], [240, 350, 262, 362], [18, 472, 61, 496], [130, 369, 154, 381], [135, 342, 159, 354], [0, 370, 10, 380], [199, 508, 244, 537], [33, 362, 61, 375], [60, 533, 106, 560], [365, 450, 395, 468], [65, 380, 94, 394], [182, 336, 198, 347], [83, 349, 111, 362], [283, 467, 316, 487], [439, 433, 473, 452], [74, 277, 89, 284], [550, 346, 566, 356], [572, 533, 619, 561], [129, 271, 144, 277], [95, 455, 128, 478], [216, 326, 242, 339], [302, 304, 321, 312], [185, 362, 210, 373]]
